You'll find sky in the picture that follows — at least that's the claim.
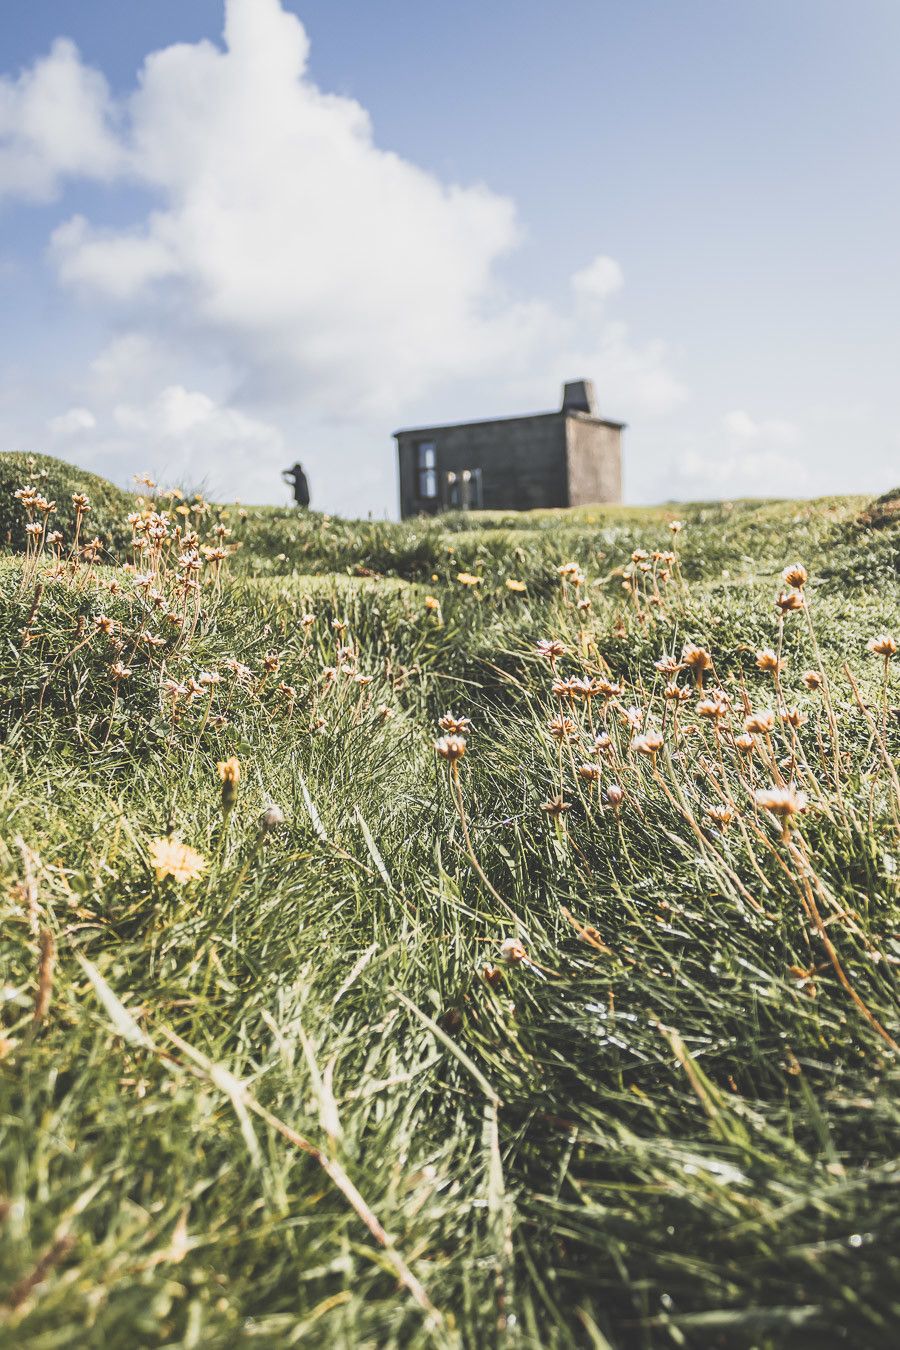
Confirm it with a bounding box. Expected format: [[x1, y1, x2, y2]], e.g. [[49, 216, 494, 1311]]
[[0, 0, 898, 516]]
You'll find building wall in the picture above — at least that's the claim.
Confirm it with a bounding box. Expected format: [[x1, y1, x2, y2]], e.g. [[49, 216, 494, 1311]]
[[565, 416, 622, 507], [397, 413, 569, 518]]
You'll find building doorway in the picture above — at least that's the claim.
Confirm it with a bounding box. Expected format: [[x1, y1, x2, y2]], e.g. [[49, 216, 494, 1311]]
[[444, 468, 483, 511]]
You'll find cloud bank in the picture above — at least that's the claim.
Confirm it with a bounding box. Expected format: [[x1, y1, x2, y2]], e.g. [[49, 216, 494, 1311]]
[[0, 0, 690, 510]]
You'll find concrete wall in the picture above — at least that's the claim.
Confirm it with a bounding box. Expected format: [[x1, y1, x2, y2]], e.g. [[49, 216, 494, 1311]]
[[565, 416, 622, 507], [397, 413, 569, 518]]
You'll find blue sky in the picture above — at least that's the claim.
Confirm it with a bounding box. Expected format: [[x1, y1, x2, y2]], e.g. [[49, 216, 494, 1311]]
[[1, 0, 898, 514]]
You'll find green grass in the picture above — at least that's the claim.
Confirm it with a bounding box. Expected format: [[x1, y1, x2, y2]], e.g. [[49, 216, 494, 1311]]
[[1, 456, 899, 1348]]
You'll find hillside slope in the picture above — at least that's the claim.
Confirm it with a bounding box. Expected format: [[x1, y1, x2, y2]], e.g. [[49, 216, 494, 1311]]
[[1, 458, 899, 1347]]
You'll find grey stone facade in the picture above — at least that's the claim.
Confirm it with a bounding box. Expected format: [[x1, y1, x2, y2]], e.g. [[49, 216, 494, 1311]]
[[394, 380, 623, 518]]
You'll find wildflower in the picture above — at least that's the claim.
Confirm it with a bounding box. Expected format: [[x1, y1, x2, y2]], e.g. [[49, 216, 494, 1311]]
[[577, 763, 602, 783], [697, 694, 729, 720], [781, 707, 808, 728], [262, 653, 282, 674], [110, 661, 132, 681], [682, 644, 712, 683], [605, 783, 625, 806], [25, 522, 42, 538], [482, 964, 503, 986], [332, 619, 347, 631], [664, 681, 691, 702], [135, 629, 165, 648], [632, 730, 664, 757], [705, 805, 735, 830], [668, 520, 684, 534], [755, 785, 808, 842], [424, 595, 440, 610], [499, 937, 527, 965], [594, 678, 623, 698], [71, 493, 91, 513], [577, 598, 592, 612], [540, 795, 571, 817], [867, 634, 897, 659], [557, 562, 581, 578], [782, 563, 808, 588], [535, 638, 566, 664], [201, 545, 228, 564], [505, 578, 527, 592], [552, 678, 577, 700], [734, 732, 755, 754], [435, 734, 466, 762], [655, 655, 682, 675], [802, 670, 823, 691], [631, 549, 650, 563], [776, 589, 804, 614], [456, 572, 482, 587], [744, 710, 775, 734], [301, 613, 316, 628], [438, 712, 472, 734], [217, 757, 241, 816], [620, 706, 643, 731], [569, 680, 604, 702], [547, 715, 578, 743], [756, 648, 784, 674], [377, 705, 394, 721], [593, 733, 612, 755], [149, 837, 206, 884], [224, 659, 253, 682]]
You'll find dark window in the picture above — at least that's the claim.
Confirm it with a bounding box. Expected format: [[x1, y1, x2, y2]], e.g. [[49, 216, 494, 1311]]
[[417, 441, 437, 499]]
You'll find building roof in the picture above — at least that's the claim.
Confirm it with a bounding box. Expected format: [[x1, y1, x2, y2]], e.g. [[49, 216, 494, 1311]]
[[393, 408, 626, 439]]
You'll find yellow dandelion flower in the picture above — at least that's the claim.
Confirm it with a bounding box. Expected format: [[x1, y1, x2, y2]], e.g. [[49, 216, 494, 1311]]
[[148, 838, 206, 884]]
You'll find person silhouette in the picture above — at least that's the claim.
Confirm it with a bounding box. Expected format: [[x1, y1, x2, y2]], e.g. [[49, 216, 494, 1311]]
[[282, 462, 310, 508]]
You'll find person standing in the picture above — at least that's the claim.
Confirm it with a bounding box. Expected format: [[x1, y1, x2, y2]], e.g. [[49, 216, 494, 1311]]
[[282, 462, 310, 508]]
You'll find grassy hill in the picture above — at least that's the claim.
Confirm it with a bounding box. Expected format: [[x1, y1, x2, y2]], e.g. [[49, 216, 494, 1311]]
[[1, 454, 899, 1347]]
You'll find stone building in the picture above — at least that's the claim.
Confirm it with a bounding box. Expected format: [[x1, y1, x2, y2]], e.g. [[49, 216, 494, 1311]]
[[394, 380, 624, 518]]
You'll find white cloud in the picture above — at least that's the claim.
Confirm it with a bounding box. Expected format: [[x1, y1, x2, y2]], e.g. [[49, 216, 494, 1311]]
[[673, 446, 809, 498], [722, 410, 800, 446], [40, 382, 285, 501], [660, 409, 807, 500], [51, 216, 178, 300], [571, 255, 624, 303], [48, 405, 96, 435], [0, 38, 121, 201], [2, 0, 688, 512]]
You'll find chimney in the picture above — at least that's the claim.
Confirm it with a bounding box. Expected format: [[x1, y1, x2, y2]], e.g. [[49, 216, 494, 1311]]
[[561, 379, 598, 416]]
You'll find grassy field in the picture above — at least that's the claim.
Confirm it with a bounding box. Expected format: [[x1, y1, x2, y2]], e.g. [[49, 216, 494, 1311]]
[[1, 451, 899, 1348]]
